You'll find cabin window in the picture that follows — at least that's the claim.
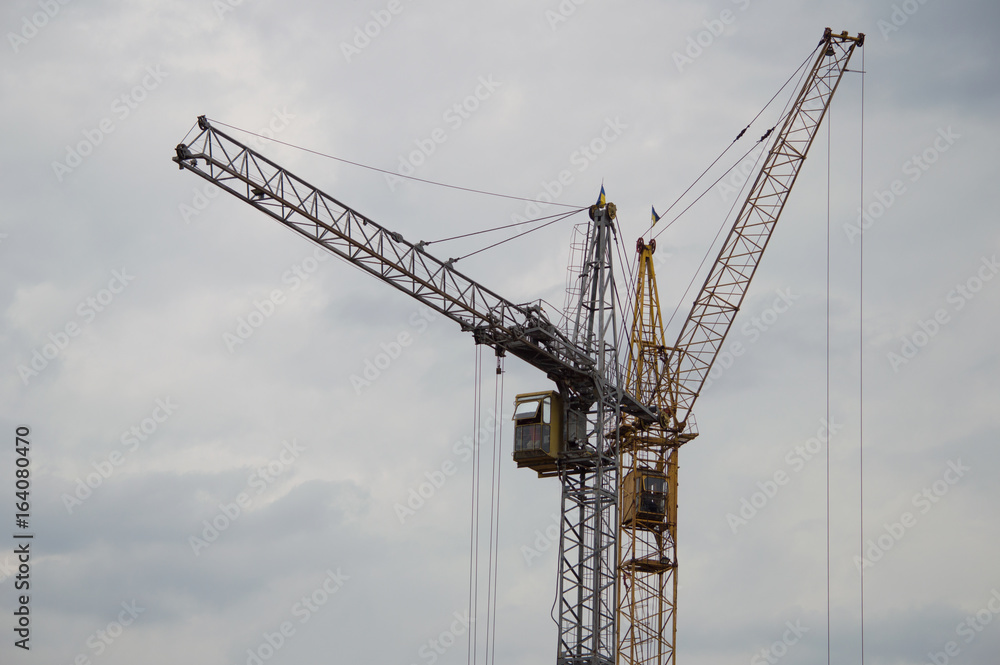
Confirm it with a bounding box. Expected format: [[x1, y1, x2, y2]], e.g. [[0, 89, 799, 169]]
[[513, 397, 551, 453], [514, 400, 541, 421], [640, 476, 667, 517]]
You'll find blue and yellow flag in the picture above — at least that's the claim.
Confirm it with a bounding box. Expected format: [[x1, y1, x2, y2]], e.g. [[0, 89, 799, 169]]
[[651, 206, 661, 226], [596, 185, 606, 207]]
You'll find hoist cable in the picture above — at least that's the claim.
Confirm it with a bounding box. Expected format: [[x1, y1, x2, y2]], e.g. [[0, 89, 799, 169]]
[[468, 349, 505, 665], [859, 45, 867, 665], [825, 101, 833, 665], [205, 118, 586, 208], [467, 346, 483, 665], [483, 359, 499, 664], [485, 355, 505, 665]]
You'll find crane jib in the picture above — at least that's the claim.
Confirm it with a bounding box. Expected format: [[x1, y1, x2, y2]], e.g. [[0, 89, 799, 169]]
[[666, 28, 863, 427], [172, 120, 656, 421]]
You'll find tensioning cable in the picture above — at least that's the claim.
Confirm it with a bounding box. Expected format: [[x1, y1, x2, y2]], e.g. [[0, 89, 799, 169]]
[[640, 43, 820, 240], [206, 118, 587, 209], [453, 207, 584, 263], [424, 208, 588, 246]]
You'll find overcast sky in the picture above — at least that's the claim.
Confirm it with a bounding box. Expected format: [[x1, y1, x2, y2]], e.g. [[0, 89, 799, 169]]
[[1, 1, 998, 664]]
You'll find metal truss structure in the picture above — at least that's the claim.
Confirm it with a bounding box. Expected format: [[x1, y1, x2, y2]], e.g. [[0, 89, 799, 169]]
[[668, 29, 864, 427], [617, 240, 691, 665], [615, 27, 863, 665], [557, 205, 621, 665], [171, 26, 863, 665]]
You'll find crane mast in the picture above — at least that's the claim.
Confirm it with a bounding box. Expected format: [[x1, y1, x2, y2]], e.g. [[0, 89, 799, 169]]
[[170, 26, 862, 665], [618, 240, 687, 665], [556, 203, 620, 665]]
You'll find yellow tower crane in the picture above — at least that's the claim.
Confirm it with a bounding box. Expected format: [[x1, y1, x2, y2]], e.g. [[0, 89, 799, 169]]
[[614, 28, 864, 665], [617, 238, 688, 665]]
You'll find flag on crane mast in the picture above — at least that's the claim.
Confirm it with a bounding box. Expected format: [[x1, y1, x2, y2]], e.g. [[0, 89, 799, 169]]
[[596, 185, 606, 207], [651, 206, 662, 226]]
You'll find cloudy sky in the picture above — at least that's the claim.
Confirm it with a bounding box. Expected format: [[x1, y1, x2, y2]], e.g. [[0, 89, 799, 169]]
[[1, 0, 998, 664]]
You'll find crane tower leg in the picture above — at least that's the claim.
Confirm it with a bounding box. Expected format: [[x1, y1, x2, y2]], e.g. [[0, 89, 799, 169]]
[[617, 243, 693, 665]]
